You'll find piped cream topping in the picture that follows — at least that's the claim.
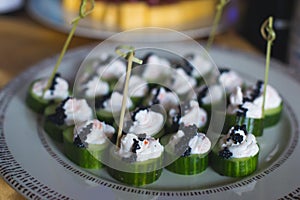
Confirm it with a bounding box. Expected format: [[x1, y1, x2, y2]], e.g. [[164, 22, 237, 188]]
[[32, 77, 69, 100], [229, 86, 244, 106], [150, 87, 179, 110], [218, 70, 243, 93], [129, 109, 164, 136], [118, 133, 164, 162], [97, 59, 126, 80], [63, 98, 93, 126], [117, 75, 148, 97], [179, 100, 207, 128], [171, 68, 196, 95], [142, 54, 171, 82], [168, 130, 211, 155], [74, 119, 115, 145], [201, 85, 224, 105], [82, 76, 110, 98], [253, 85, 282, 109], [103, 92, 133, 113], [186, 54, 213, 78], [219, 126, 259, 158]]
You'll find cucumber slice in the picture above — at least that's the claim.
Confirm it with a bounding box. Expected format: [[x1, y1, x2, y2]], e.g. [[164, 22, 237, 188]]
[[26, 80, 51, 114], [63, 127, 107, 169], [26, 79, 70, 114], [160, 134, 173, 146], [107, 147, 163, 186], [130, 96, 143, 107], [264, 102, 283, 128], [96, 106, 135, 125], [161, 134, 209, 175], [165, 153, 209, 175], [43, 119, 69, 142], [210, 147, 259, 177], [43, 104, 68, 142], [223, 113, 264, 137], [238, 116, 264, 137], [96, 109, 115, 125]]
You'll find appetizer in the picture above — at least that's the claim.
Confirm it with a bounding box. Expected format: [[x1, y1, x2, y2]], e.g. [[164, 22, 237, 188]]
[[210, 124, 259, 177]]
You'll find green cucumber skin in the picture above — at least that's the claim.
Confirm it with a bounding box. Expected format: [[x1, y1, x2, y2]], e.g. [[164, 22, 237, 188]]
[[264, 103, 283, 128], [223, 114, 264, 137], [96, 109, 115, 125], [107, 148, 163, 186], [26, 81, 50, 114], [63, 127, 106, 169], [107, 167, 163, 186], [26, 79, 70, 114], [165, 154, 208, 175], [210, 149, 259, 177], [43, 104, 68, 142], [43, 119, 68, 142], [161, 135, 209, 175], [131, 96, 143, 107]]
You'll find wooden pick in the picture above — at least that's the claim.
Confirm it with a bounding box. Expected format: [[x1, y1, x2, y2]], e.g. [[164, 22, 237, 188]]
[[260, 16, 276, 117], [206, 0, 230, 51], [115, 46, 143, 148], [43, 0, 94, 93]]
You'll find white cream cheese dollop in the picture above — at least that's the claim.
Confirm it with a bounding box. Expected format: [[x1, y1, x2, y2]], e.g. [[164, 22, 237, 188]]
[[63, 98, 93, 126], [117, 75, 148, 98], [185, 54, 213, 78], [142, 54, 171, 82], [150, 87, 179, 111], [32, 77, 69, 100], [168, 130, 211, 155], [218, 70, 243, 93], [82, 76, 110, 98], [129, 109, 164, 136], [103, 92, 133, 113], [228, 86, 263, 119], [74, 119, 115, 145], [97, 59, 126, 80], [179, 100, 207, 128], [200, 85, 224, 105], [118, 133, 164, 162], [253, 85, 282, 110], [219, 126, 259, 158], [171, 68, 196, 96]]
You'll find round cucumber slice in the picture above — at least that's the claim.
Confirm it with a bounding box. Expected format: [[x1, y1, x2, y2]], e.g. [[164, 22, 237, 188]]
[[96, 109, 115, 125], [264, 102, 283, 128], [26, 79, 70, 114], [63, 127, 108, 169], [43, 104, 69, 142], [161, 134, 209, 175], [165, 152, 209, 175], [210, 146, 259, 177], [107, 147, 163, 186], [26, 80, 51, 114], [223, 113, 264, 137]]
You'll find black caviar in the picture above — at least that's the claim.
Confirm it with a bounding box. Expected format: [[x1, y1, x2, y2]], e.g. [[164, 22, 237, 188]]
[[174, 124, 198, 157], [49, 73, 61, 95], [47, 97, 70, 125], [73, 123, 93, 148], [219, 147, 233, 159]]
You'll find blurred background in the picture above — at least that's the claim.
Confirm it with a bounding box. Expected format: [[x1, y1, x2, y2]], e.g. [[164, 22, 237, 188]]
[[0, 0, 298, 63]]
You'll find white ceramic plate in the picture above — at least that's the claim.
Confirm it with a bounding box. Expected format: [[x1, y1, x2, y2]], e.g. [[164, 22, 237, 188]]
[[1, 44, 300, 200], [26, 0, 232, 40]]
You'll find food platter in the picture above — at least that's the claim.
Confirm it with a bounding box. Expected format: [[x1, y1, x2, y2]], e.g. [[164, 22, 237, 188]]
[[0, 43, 300, 200], [26, 0, 231, 40]]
